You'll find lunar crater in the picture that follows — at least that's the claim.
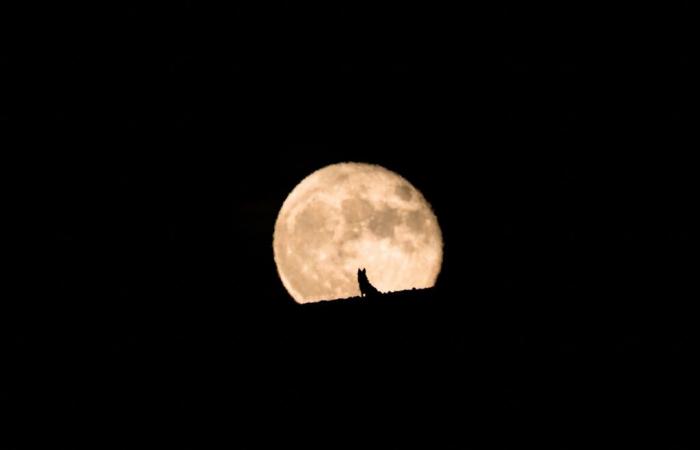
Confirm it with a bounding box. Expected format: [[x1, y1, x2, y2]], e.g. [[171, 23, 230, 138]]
[[395, 183, 414, 201]]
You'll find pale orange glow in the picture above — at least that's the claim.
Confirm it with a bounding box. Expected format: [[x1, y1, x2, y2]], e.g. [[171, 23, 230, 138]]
[[273, 163, 443, 303]]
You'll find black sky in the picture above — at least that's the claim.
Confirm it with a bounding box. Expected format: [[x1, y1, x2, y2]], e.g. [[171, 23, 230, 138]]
[[8, 2, 695, 449]]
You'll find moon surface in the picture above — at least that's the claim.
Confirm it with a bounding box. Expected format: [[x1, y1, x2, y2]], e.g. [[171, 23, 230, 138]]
[[273, 162, 443, 304]]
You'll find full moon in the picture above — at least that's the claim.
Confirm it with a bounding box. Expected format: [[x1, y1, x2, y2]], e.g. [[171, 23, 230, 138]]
[[273, 162, 443, 304]]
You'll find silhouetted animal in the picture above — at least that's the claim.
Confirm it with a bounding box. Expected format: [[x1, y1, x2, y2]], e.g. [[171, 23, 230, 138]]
[[357, 268, 381, 298]]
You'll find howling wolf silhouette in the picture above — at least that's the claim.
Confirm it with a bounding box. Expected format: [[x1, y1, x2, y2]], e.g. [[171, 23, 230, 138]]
[[357, 268, 381, 298]]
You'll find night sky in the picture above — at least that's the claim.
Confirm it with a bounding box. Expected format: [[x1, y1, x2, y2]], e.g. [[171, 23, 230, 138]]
[[8, 2, 694, 449]]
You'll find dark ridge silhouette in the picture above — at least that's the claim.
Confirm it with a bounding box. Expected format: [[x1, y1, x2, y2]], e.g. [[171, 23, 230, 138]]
[[302, 285, 435, 308], [297, 267, 437, 309], [285, 276, 694, 450]]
